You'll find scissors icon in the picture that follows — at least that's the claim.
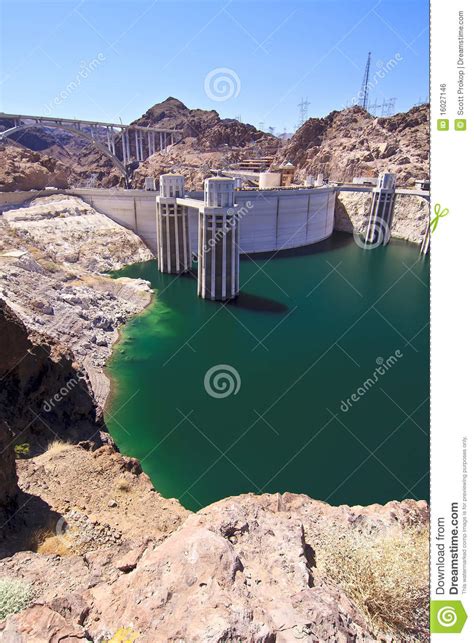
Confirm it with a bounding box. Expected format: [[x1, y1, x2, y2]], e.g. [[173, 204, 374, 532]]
[[430, 203, 449, 233]]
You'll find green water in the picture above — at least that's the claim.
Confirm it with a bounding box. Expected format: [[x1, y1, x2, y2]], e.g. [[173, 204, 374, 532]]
[[106, 233, 429, 511]]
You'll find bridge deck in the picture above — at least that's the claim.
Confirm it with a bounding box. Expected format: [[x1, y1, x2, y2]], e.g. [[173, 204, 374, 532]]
[[0, 112, 181, 133]]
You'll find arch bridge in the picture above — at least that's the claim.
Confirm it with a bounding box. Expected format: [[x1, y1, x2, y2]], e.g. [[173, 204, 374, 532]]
[[0, 112, 183, 184]]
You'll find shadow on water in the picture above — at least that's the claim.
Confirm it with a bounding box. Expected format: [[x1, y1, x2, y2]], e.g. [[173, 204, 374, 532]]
[[228, 292, 288, 313], [240, 230, 353, 262], [178, 265, 288, 312]]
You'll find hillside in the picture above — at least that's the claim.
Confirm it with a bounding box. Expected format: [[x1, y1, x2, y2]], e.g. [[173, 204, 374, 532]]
[[0, 100, 429, 191], [276, 104, 429, 186], [0, 98, 276, 191], [129, 97, 278, 189]]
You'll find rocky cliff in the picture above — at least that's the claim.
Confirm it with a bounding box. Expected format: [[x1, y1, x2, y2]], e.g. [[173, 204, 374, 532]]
[[130, 97, 278, 190], [0, 299, 101, 457], [0, 145, 72, 192], [0, 463, 428, 641], [336, 191, 429, 244], [0, 420, 18, 537], [276, 104, 429, 186], [0, 195, 153, 407]]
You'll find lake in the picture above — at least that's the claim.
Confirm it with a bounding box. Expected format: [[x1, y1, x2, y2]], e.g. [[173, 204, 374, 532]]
[[106, 233, 429, 511]]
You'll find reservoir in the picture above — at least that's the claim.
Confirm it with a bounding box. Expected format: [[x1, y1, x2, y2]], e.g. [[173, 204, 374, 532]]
[[106, 233, 429, 511]]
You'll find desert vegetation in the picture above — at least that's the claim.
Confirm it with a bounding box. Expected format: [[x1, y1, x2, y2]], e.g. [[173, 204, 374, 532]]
[[315, 524, 429, 640]]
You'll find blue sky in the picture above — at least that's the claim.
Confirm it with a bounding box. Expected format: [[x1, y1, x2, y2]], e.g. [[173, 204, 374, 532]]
[[0, 0, 429, 132]]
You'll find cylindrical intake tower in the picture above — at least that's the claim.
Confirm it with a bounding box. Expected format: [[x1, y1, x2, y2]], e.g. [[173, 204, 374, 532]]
[[156, 174, 191, 273], [365, 172, 396, 246], [198, 178, 239, 300]]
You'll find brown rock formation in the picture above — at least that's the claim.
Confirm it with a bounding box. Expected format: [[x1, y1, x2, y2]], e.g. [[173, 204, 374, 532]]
[[276, 104, 429, 186], [131, 97, 278, 190], [0, 145, 71, 191], [0, 299, 101, 454], [0, 491, 428, 641], [0, 99, 428, 193], [0, 195, 154, 407]]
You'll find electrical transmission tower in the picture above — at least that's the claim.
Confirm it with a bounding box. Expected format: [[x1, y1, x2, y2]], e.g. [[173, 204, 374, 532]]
[[297, 97, 310, 128], [414, 96, 428, 107], [368, 98, 381, 114], [368, 97, 397, 117], [359, 52, 371, 110], [381, 97, 396, 116]]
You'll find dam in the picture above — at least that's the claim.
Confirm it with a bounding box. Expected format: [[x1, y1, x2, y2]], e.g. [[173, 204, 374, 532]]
[[0, 177, 429, 261]]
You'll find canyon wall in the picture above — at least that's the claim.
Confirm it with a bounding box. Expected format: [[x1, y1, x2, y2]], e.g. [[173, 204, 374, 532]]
[[336, 191, 429, 244]]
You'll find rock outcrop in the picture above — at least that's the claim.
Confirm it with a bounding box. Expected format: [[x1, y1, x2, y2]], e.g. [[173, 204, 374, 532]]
[[0, 144, 71, 192], [335, 191, 429, 244], [0, 299, 102, 456], [0, 490, 429, 641], [131, 97, 278, 190], [0, 441, 189, 558], [276, 104, 429, 187], [1, 99, 428, 193], [0, 195, 153, 407]]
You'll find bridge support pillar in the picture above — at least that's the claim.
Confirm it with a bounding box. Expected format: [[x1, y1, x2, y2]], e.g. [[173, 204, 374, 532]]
[[197, 178, 239, 301], [365, 173, 396, 246], [156, 174, 191, 273]]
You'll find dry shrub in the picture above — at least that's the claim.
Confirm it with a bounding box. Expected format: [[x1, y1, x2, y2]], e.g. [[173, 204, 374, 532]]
[[115, 476, 131, 492], [46, 440, 73, 455], [32, 529, 74, 557], [315, 524, 429, 640]]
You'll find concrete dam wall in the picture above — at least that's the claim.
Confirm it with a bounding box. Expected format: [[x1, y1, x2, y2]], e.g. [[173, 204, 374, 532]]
[[72, 187, 336, 255], [0, 186, 427, 253], [0, 187, 336, 255]]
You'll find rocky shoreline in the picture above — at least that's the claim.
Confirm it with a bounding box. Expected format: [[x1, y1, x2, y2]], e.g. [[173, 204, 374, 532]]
[[0, 194, 429, 641]]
